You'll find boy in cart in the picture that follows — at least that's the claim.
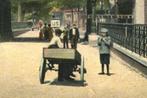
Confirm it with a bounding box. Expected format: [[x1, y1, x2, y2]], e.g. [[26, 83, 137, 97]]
[[48, 29, 75, 81]]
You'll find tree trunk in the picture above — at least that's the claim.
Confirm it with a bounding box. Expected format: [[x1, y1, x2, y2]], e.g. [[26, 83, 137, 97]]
[[71, 8, 74, 24], [17, 1, 22, 22], [0, 0, 13, 41], [0, 0, 4, 39], [78, 7, 80, 28]]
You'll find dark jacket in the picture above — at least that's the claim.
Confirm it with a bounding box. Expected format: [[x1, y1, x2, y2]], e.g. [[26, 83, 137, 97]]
[[69, 27, 79, 41]]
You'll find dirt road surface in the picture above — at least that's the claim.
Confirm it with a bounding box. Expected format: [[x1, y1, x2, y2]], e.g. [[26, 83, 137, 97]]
[[0, 30, 146, 98]]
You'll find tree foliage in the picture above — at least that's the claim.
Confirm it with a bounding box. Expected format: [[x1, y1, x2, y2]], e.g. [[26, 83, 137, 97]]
[[57, 0, 85, 9], [11, 0, 54, 21], [95, 0, 111, 14], [117, 0, 134, 14], [11, 0, 86, 21]]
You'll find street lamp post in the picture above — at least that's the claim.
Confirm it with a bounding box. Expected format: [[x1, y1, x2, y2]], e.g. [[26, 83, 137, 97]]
[[85, 0, 92, 41], [114, 0, 118, 22], [92, 0, 96, 33]]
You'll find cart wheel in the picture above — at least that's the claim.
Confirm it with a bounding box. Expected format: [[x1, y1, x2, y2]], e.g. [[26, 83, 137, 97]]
[[39, 58, 46, 84], [80, 56, 84, 82], [78, 68, 87, 74]]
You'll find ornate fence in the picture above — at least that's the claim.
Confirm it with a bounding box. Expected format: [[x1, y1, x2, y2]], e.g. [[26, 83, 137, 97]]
[[97, 23, 147, 58]]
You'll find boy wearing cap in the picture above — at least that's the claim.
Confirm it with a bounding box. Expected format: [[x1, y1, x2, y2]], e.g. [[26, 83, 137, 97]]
[[97, 28, 111, 76]]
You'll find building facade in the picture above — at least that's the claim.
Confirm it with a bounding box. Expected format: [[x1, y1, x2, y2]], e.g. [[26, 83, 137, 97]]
[[63, 9, 86, 29]]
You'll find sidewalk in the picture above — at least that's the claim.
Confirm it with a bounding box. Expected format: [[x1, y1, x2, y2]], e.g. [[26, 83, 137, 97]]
[[0, 30, 146, 98], [77, 44, 147, 98]]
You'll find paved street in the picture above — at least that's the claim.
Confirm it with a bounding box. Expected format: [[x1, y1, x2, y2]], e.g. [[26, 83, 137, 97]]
[[0, 30, 147, 98]]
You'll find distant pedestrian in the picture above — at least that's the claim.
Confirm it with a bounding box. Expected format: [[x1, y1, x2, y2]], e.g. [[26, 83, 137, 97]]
[[69, 24, 80, 75], [38, 20, 43, 30], [69, 24, 79, 49], [97, 28, 112, 76], [43, 23, 49, 40], [39, 23, 44, 40], [48, 24, 53, 42], [62, 26, 69, 48]]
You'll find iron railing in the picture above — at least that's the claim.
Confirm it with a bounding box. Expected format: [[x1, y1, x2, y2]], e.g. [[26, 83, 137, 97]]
[[97, 23, 147, 58], [11, 21, 33, 30]]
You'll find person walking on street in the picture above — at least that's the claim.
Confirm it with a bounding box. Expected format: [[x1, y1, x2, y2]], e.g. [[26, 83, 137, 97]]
[[62, 26, 69, 48], [39, 22, 44, 40], [68, 24, 80, 76], [48, 23, 53, 42], [97, 28, 112, 76], [69, 24, 80, 49], [43, 23, 49, 40]]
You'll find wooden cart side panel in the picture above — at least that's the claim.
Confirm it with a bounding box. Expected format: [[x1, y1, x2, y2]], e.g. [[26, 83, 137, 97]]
[[75, 50, 81, 65], [43, 48, 81, 64], [43, 48, 76, 59]]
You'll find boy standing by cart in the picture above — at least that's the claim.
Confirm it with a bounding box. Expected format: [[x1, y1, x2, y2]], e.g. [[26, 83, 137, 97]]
[[97, 28, 112, 76]]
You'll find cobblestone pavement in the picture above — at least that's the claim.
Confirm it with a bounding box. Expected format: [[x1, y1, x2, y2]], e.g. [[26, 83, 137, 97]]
[[0, 30, 146, 98]]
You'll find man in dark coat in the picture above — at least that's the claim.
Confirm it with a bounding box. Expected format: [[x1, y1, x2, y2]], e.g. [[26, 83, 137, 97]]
[[69, 24, 80, 49], [69, 24, 80, 77], [43, 23, 49, 40], [48, 24, 53, 42], [62, 27, 69, 48]]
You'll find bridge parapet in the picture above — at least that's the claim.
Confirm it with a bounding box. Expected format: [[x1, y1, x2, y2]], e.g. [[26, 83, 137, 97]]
[[96, 14, 134, 23], [97, 22, 147, 59], [11, 21, 33, 31]]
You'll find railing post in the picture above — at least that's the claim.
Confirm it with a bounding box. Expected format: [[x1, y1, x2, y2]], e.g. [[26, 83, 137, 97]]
[[134, 25, 137, 53], [124, 25, 128, 48], [143, 26, 146, 57], [145, 25, 147, 57], [139, 26, 141, 55]]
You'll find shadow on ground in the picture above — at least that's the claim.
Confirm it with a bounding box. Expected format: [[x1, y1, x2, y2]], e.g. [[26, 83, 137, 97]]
[[12, 37, 48, 43], [112, 48, 147, 78], [13, 30, 30, 36], [44, 78, 87, 87], [98, 73, 116, 76]]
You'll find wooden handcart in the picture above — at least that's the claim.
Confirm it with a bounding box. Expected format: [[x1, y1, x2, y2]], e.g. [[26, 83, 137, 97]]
[[39, 48, 85, 84]]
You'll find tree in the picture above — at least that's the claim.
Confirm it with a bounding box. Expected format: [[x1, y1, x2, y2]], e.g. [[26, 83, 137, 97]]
[[11, 0, 85, 22], [95, 0, 111, 14], [11, 0, 54, 22], [117, 0, 134, 14], [51, 0, 85, 23], [0, 0, 13, 40], [11, 0, 30, 22]]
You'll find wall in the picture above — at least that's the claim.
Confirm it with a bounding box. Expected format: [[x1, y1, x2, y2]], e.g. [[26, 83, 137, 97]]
[[134, 0, 145, 24]]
